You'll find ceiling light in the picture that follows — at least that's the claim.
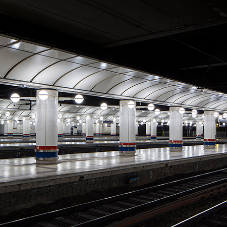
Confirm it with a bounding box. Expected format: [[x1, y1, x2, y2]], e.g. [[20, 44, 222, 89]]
[[128, 101, 135, 109], [214, 112, 219, 118], [38, 90, 48, 100], [101, 63, 107, 68], [76, 116, 80, 120], [148, 103, 154, 110], [155, 109, 160, 115], [179, 108, 185, 114], [10, 93, 20, 103], [100, 103, 107, 110], [75, 94, 84, 104], [5, 111, 10, 117], [223, 113, 227, 119]]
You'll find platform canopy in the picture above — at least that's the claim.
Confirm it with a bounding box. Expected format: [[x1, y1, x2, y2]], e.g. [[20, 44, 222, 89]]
[[0, 35, 227, 112]]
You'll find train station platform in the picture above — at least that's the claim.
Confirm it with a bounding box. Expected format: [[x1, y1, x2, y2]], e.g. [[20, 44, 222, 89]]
[[1, 144, 227, 213]]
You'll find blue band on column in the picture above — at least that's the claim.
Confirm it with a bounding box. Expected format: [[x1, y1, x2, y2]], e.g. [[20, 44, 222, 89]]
[[23, 135, 30, 137], [151, 137, 156, 139], [119, 147, 136, 151], [204, 142, 215, 145], [169, 144, 183, 147], [86, 137, 94, 140], [36, 152, 58, 158]]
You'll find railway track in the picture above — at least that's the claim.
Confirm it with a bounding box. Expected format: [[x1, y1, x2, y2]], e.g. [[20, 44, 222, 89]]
[[173, 200, 227, 227], [2, 168, 227, 227]]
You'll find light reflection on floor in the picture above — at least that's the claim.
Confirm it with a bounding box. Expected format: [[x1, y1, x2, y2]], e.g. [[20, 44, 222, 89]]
[[0, 144, 226, 183]]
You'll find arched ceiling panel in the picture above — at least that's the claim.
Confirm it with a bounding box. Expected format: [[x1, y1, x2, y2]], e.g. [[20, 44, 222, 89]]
[[198, 98, 219, 108], [160, 89, 186, 103], [55, 66, 100, 88], [74, 71, 115, 90], [7, 55, 59, 81], [176, 92, 202, 105], [39, 49, 76, 59], [92, 74, 130, 93], [108, 78, 145, 95], [0, 48, 31, 78], [121, 80, 153, 96], [188, 94, 213, 106], [133, 83, 165, 99], [33, 61, 80, 85], [144, 85, 175, 100]]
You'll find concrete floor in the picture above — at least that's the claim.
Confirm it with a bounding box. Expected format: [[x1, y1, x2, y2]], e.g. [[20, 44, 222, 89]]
[[0, 144, 226, 184]]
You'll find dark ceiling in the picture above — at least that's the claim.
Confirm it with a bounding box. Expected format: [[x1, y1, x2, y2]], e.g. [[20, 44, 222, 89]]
[[1, 0, 227, 96]]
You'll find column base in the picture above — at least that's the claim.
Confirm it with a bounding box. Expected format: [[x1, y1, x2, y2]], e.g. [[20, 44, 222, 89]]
[[169, 140, 183, 152], [23, 134, 30, 140], [204, 139, 216, 149], [119, 150, 136, 156], [169, 147, 183, 152], [86, 136, 94, 142], [204, 145, 216, 149], [196, 138, 201, 141], [35, 149, 59, 164], [119, 142, 136, 155]]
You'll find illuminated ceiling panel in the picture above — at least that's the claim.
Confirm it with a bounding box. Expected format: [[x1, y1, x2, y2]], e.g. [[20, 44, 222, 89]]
[[0, 34, 227, 111]]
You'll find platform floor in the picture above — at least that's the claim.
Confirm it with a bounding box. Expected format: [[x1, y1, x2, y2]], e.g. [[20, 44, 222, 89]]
[[0, 144, 227, 184]]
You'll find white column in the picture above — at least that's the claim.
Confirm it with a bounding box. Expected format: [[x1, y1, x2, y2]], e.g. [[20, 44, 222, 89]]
[[204, 111, 216, 148], [150, 118, 157, 140], [99, 123, 102, 136], [146, 122, 151, 137], [58, 119, 64, 137], [7, 120, 13, 137], [86, 115, 94, 142], [169, 107, 183, 151], [96, 123, 100, 136], [36, 89, 58, 164], [196, 120, 202, 140], [111, 122, 116, 136], [23, 117, 30, 139], [135, 122, 138, 136], [82, 123, 86, 136], [119, 100, 136, 155]]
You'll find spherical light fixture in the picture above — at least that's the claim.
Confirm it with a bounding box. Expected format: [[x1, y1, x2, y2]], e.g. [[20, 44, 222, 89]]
[[58, 114, 62, 119], [214, 112, 219, 118], [38, 90, 48, 100], [179, 108, 185, 114], [10, 93, 20, 103], [223, 113, 227, 118], [100, 116, 103, 121], [75, 94, 84, 104], [219, 115, 223, 120], [154, 109, 160, 115], [76, 116, 80, 120], [192, 109, 197, 115], [128, 101, 135, 109], [148, 103, 154, 111], [5, 111, 10, 117], [100, 103, 107, 110]]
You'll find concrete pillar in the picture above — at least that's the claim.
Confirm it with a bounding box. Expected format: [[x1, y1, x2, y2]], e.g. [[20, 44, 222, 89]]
[[36, 89, 58, 164], [119, 100, 136, 155], [111, 121, 116, 136], [146, 122, 151, 137], [169, 107, 183, 151], [7, 120, 13, 137], [204, 111, 216, 148], [135, 122, 138, 136], [23, 117, 30, 139], [82, 123, 86, 136], [151, 118, 157, 140], [196, 120, 202, 140], [58, 119, 64, 137], [96, 123, 100, 136], [86, 115, 94, 142]]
